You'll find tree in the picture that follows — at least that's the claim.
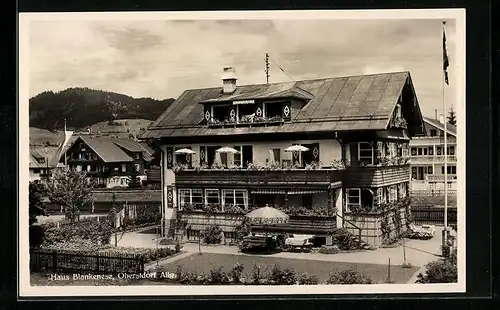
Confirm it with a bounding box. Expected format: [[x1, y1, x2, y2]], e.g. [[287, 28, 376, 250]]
[[45, 167, 94, 223], [29, 181, 47, 226], [447, 108, 457, 125], [29, 181, 47, 248], [128, 169, 142, 188]]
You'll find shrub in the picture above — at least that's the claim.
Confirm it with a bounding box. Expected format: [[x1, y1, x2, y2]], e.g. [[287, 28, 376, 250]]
[[268, 264, 297, 285], [235, 218, 251, 241], [179, 272, 198, 284], [251, 264, 263, 285], [42, 219, 113, 247], [318, 245, 340, 254], [175, 265, 184, 281], [209, 265, 230, 284], [333, 234, 360, 251], [416, 260, 457, 283], [298, 273, 320, 285], [175, 242, 182, 253], [230, 262, 244, 283], [203, 225, 223, 244], [327, 268, 373, 284], [29, 225, 45, 249]]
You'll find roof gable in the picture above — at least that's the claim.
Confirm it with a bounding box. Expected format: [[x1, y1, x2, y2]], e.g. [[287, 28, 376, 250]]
[[68, 136, 134, 163], [423, 117, 457, 136]]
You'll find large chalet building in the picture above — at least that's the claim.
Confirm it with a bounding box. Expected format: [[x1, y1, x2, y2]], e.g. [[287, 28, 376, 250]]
[[143, 67, 426, 247], [59, 136, 152, 188], [409, 115, 457, 192]]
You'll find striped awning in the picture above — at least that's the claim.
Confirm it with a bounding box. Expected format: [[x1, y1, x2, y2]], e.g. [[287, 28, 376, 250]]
[[287, 189, 328, 195], [330, 181, 342, 189], [251, 189, 286, 195]]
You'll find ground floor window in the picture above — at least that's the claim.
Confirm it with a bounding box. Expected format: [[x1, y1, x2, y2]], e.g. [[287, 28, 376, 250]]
[[178, 189, 203, 209], [222, 189, 248, 210], [388, 185, 398, 202], [346, 188, 375, 212], [398, 182, 408, 198], [346, 189, 361, 212], [205, 189, 220, 205]]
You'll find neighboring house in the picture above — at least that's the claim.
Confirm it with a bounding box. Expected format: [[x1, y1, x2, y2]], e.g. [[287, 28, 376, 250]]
[[59, 136, 151, 188], [29, 146, 60, 183], [409, 115, 457, 192], [142, 67, 426, 247]]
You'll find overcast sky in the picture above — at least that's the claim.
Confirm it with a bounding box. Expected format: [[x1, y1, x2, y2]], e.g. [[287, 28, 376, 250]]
[[29, 18, 457, 118]]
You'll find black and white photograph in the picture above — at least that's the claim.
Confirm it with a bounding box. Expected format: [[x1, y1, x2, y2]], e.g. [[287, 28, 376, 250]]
[[19, 9, 465, 296]]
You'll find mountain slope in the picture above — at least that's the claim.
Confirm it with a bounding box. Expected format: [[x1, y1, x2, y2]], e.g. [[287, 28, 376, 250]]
[[29, 87, 174, 130]]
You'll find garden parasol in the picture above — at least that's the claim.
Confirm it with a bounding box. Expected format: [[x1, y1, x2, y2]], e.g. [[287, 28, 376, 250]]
[[215, 147, 240, 154], [175, 148, 196, 154], [284, 145, 309, 152], [245, 205, 289, 225]]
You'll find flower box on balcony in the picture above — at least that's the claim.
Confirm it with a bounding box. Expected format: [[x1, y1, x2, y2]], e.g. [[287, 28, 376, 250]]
[[175, 168, 344, 186]]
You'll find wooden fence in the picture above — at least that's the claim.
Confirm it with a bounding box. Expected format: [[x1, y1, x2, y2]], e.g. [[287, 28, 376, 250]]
[[411, 206, 457, 225], [30, 250, 145, 274]]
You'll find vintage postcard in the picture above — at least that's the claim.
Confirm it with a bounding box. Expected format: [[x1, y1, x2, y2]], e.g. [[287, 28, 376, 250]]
[[19, 9, 466, 297]]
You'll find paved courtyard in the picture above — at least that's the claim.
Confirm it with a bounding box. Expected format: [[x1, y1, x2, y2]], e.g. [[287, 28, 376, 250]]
[[118, 226, 444, 268]]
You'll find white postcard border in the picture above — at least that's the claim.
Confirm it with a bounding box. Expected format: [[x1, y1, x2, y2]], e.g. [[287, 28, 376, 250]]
[[18, 8, 467, 297]]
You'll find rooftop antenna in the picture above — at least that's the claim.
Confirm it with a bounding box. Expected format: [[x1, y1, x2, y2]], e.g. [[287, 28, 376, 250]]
[[267, 53, 295, 82], [265, 53, 270, 84]]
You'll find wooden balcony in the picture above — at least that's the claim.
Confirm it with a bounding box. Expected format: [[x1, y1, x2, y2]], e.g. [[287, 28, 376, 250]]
[[175, 169, 344, 188], [411, 155, 457, 164], [344, 164, 410, 187], [426, 175, 458, 182]]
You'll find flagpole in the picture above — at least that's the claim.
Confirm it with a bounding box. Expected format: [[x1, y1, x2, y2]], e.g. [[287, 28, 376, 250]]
[[64, 118, 68, 166], [442, 21, 449, 242]]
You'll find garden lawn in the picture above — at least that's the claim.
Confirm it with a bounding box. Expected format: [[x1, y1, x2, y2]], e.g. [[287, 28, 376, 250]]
[[158, 253, 418, 284]]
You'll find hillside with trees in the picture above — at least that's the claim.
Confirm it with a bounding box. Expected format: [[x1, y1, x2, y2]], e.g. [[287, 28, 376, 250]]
[[29, 87, 174, 131]]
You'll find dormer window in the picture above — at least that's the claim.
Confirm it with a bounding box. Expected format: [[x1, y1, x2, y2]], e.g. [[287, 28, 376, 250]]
[[37, 157, 45, 164]]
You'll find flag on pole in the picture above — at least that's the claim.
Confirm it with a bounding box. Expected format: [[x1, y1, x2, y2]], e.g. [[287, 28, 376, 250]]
[[50, 129, 74, 167], [443, 21, 449, 85]]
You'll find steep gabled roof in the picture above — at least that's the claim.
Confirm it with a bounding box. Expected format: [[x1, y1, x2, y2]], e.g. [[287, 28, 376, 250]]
[[70, 136, 134, 163], [111, 138, 146, 153], [144, 71, 424, 139], [423, 117, 457, 136], [29, 146, 59, 169]]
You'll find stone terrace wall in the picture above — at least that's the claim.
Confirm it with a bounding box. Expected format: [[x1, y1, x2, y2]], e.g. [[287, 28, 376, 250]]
[[344, 206, 409, 248]]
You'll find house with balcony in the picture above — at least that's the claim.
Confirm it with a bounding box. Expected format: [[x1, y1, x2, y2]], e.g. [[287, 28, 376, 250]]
[[409, 115, 457, 192], [59, 136, 151, 188], [142, 67, 426, 247]]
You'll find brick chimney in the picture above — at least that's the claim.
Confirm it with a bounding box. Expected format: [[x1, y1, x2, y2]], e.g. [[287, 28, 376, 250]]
[[439, 114, 445, 124], [221, 66, 237, 94]]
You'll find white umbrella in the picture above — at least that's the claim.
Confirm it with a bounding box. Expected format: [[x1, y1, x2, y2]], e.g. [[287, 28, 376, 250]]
[[245, 206, 289, 225], [284, 145, 309, 152], [175, 148, 196, 154], [216, 147, 240, 154]]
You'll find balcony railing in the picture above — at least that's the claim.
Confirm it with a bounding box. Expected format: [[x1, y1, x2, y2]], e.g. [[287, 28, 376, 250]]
[[426, 175, 458, 182], [175, 168, 344, 187], [207, 116, 285, 128], [410, 155, 457, 163]]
